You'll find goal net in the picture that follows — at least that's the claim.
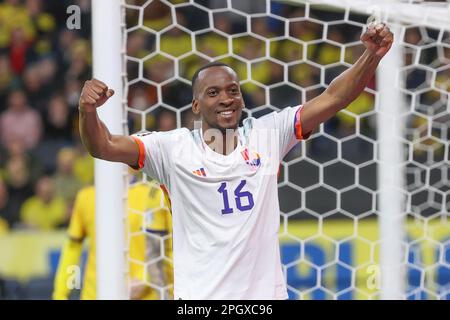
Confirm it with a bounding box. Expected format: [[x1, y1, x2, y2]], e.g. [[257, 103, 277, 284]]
[[120, 0, 450, 299]]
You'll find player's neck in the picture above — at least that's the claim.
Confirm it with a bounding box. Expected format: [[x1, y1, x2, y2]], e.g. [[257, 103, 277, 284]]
[[202, 124, 238, 156]]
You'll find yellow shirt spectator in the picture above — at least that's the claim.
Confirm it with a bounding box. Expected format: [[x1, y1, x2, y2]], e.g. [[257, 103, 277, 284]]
[[0, 3, 35, 47], [20, 177, 67, 230], [53, 181, 172, 300], [20, 196, 67, 230], [73, 151, 94, 185], [160, 29, 191, 57]]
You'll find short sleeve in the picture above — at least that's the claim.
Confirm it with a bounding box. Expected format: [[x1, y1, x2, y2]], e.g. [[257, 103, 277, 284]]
[[131, 131, 174, 186], [255, 105, 311, 159]]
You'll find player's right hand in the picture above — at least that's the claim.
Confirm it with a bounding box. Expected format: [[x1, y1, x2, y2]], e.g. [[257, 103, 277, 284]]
[[79, 78, 115, 112]]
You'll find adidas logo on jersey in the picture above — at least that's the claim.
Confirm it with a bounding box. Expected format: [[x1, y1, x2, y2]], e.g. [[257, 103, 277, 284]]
[[192, 168, 207, 177]]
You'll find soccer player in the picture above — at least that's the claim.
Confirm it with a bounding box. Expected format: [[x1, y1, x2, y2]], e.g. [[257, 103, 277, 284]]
[[78, 23, 393, 299], [53, 176, 172, 300]]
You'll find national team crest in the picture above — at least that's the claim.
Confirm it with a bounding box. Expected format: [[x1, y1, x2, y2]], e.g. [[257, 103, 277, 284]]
[[241, 148, 261, 169]]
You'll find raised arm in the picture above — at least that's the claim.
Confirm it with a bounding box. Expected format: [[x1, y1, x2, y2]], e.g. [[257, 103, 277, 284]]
[[300, 22, 394, 135], [79, 79, 139, 167]]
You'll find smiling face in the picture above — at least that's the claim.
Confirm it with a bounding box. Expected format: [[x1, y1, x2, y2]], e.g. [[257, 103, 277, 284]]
[[192, 66, 244, 133]]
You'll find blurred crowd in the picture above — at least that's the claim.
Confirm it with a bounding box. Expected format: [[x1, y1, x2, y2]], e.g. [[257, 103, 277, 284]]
[[0, 0, 184, 233], [0, 0, 447, 233], [0, 0, 96, 232]]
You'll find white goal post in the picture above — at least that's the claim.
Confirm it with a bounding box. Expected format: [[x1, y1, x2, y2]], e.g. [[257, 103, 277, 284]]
[[92, 0, 128, 300]]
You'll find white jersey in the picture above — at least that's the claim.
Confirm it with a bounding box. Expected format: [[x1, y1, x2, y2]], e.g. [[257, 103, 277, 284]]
[[132, 105, 307, 299]]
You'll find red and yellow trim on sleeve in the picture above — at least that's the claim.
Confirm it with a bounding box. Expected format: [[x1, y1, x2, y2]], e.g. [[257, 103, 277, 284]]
[[131, 136, 145, 170], [294, 105, 311, 140]]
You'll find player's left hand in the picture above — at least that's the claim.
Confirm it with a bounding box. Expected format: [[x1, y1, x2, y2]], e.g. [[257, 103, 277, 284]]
[[360, 22, 393, 58]]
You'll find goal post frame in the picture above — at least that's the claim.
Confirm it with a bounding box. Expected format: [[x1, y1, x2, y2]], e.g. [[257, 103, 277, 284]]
[[92, 0, 128, 300]]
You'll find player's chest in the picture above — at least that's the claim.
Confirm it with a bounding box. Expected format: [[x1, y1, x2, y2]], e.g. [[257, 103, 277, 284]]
[[173, 145, 270, 180], [171, 144, 278, 216]]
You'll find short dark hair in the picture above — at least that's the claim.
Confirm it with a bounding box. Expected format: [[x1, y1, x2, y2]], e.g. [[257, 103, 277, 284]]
[[191, 61, 236, 95]]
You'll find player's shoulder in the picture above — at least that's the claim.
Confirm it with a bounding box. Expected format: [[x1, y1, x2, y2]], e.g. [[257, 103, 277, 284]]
[[80, 185, 95, 193], [134, 127, 191, 141], [75, 185, 95, 201], [79, 185, 94, 194], [242, 106, 281, 128]]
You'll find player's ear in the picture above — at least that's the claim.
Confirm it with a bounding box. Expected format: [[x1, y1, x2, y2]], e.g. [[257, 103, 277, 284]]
[[192, 99, 200, 115]]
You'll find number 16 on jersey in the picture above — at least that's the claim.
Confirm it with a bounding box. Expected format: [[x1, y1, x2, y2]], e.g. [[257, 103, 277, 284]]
[[217, 180, 254, 215]]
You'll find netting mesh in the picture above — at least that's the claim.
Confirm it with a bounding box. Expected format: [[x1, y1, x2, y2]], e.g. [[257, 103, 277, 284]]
[[121, 0, 450, 299]]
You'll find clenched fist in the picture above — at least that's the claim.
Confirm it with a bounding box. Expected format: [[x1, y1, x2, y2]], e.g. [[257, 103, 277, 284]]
[[79, 78, 115, 112], [361, 22, 394, 58]]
